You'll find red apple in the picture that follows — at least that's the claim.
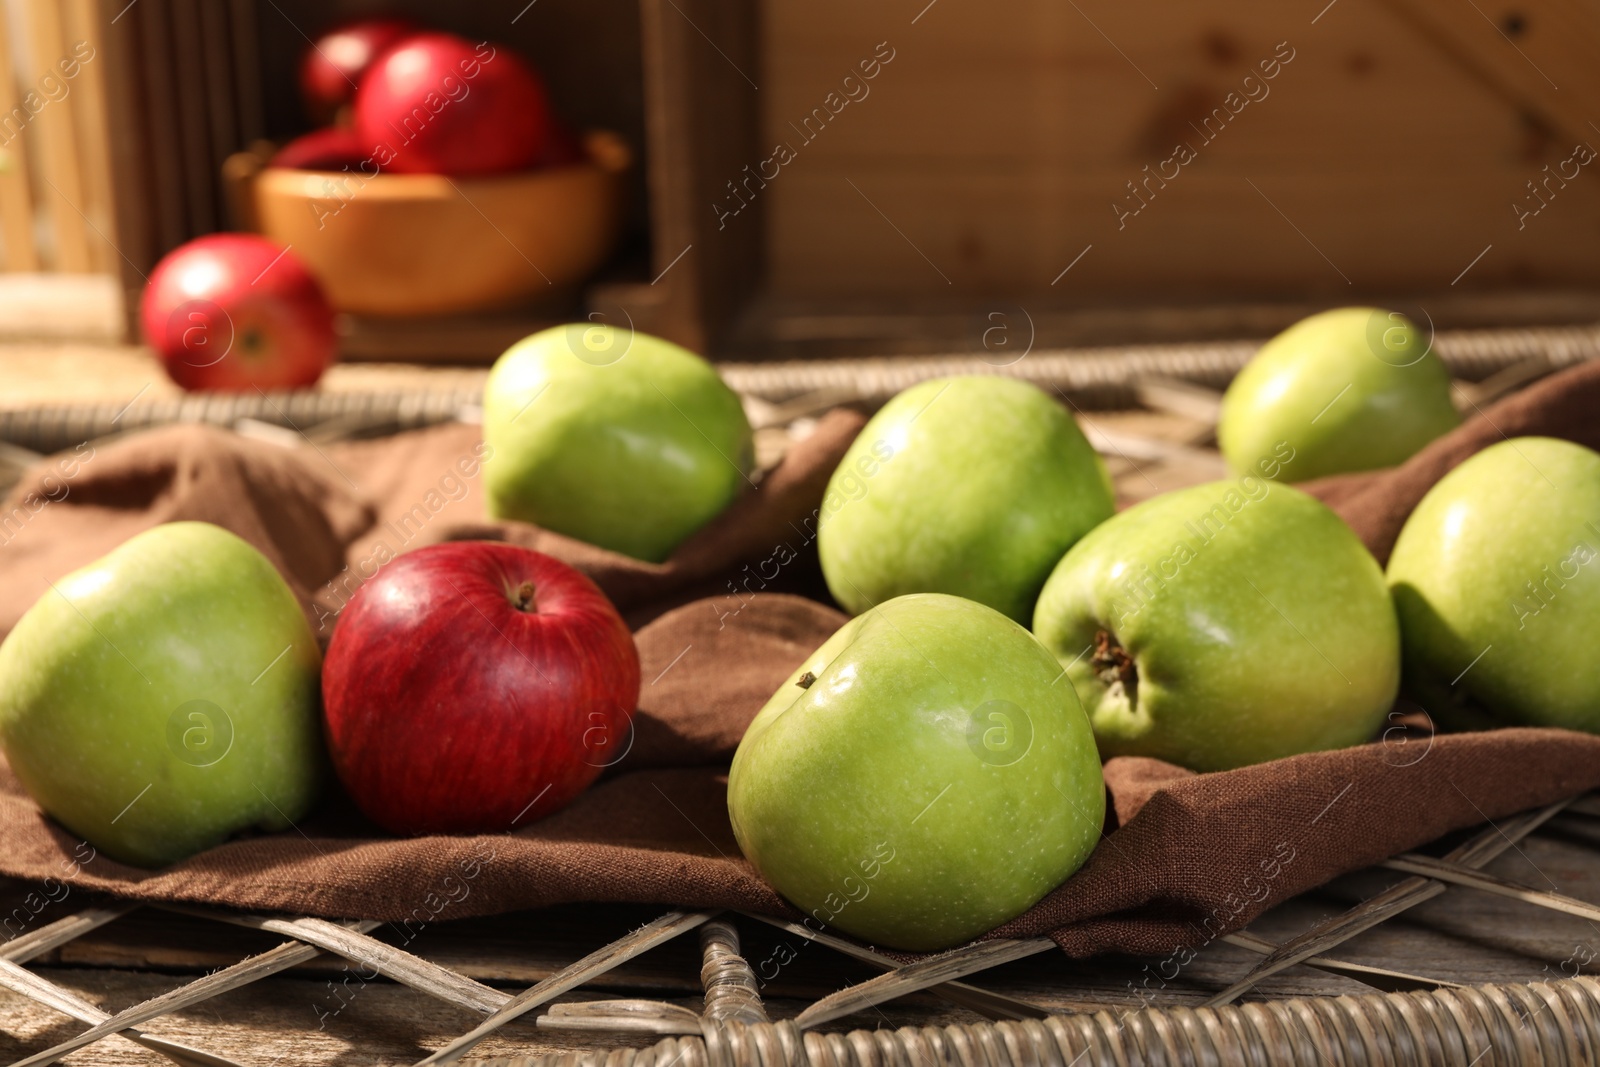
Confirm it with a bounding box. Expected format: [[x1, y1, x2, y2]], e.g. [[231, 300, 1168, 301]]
[[300, 15, 420, 125], [353, 32, 550, 176], [321, 542, 640, 835], [268, 126, 368, 171], [140, 234, 336, 392]]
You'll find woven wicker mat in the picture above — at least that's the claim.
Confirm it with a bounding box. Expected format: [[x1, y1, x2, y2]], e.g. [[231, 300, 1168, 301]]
[[4, 356, 1600, 1065]]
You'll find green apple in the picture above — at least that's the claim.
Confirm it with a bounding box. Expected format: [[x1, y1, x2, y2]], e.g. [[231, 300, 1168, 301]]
[[483, 324, 753, 563], [1387, 436, 1600, 732], [1032, 478, 1398, 771], [727, 592, 1105, 952], [1218, 307, 1461, 482], [0, 522, 324, 867], [818, 376, 1114, 623]]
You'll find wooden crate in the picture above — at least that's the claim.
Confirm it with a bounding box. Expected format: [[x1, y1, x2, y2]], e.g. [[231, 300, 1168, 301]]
[[84, 0, 653, 352], [20, 0, 1600, 360], [633, 0, 1600, 356]]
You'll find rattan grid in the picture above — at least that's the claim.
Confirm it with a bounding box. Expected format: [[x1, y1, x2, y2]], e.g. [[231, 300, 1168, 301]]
[[2, 796, 1600, 1066], [0, 323, 1594, 456], [4, 327, 1600, 1064]]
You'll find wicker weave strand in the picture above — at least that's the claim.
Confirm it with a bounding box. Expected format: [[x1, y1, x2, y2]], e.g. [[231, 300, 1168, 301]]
[[0, 388, 485, 456], [3, 325, 1597, 455], [468, 977, 1600, 1067], [700, 919, 769, 1025], [718, 325, 1600, 406]]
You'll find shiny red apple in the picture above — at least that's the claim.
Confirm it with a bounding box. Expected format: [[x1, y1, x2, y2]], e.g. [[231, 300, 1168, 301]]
[[300, 15, 419, 124], [140, 234, 336, 391], [268, 126, 368, 171], [353, 32, 550, 176], [321, 542, 640, 835]]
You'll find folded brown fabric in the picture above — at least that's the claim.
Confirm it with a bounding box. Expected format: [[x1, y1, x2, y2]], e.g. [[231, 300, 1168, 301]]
[[0, 425, 374, 638], [318, 407, 866, 630], [1, 362, 1598, 960]]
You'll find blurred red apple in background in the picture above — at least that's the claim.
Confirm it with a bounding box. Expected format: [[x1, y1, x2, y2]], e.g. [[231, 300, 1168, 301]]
[[322, 542, 640, 835], [300, 15, 419, 124], [140, 234, 336, 391], [353, 32, 550, 176], [268, 126, 368, 170]]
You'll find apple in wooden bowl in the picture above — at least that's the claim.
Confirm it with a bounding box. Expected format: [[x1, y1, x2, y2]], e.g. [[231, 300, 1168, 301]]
[[235, 130, 630, 317]]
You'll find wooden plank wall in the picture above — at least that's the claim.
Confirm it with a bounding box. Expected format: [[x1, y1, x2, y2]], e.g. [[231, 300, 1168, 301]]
[[759, 0, 1600, 299]]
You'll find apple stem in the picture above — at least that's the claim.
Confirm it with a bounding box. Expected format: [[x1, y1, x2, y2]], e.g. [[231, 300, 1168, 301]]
[[1091, 629, 1139, 706], [514, 581, 538, 612]]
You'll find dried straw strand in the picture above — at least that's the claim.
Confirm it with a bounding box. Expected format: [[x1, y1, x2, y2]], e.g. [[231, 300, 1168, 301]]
[[8, 918, 383, 1067], [415, 910, 717, 1067], [1220, 930, 1461, 992], [1204, 799, 1571, 1006], [163, 907, 510, 1015], [793, 940, 1056, 1030], [537, 1000, 704, 1035], [1381, 853, 1600, 923], [0, 958, 245, 1067], [740, 913, 1049, 1021], [0, 903, 138, 964]]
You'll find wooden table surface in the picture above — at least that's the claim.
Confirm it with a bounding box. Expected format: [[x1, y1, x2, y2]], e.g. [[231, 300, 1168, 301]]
[[0, 342, 490, 410]]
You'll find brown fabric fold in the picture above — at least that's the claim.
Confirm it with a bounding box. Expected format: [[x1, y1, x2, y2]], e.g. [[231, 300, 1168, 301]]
[[2, 362, 1599, 960], [308, 408, 864, 631]]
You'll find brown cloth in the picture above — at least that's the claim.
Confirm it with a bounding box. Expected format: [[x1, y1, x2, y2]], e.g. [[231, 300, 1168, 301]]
[[3, 363, 1600, 960]]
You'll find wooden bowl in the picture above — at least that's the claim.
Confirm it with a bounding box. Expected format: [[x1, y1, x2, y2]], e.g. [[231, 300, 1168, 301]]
[[247, 131, 630, 317]]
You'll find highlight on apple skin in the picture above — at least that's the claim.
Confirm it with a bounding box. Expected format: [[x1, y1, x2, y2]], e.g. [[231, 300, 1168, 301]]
[[482, 324, 753, 564], [1032, 477, 1399, 772], [0, 522, 325, 868], [1387, 436, 1600, 734], [1218, 307, 1461, 482], [321, 541, 641, 835], [298, 15, 419, 123], [727, 592, 1105, 952], [817, 375, 1115, 624]]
